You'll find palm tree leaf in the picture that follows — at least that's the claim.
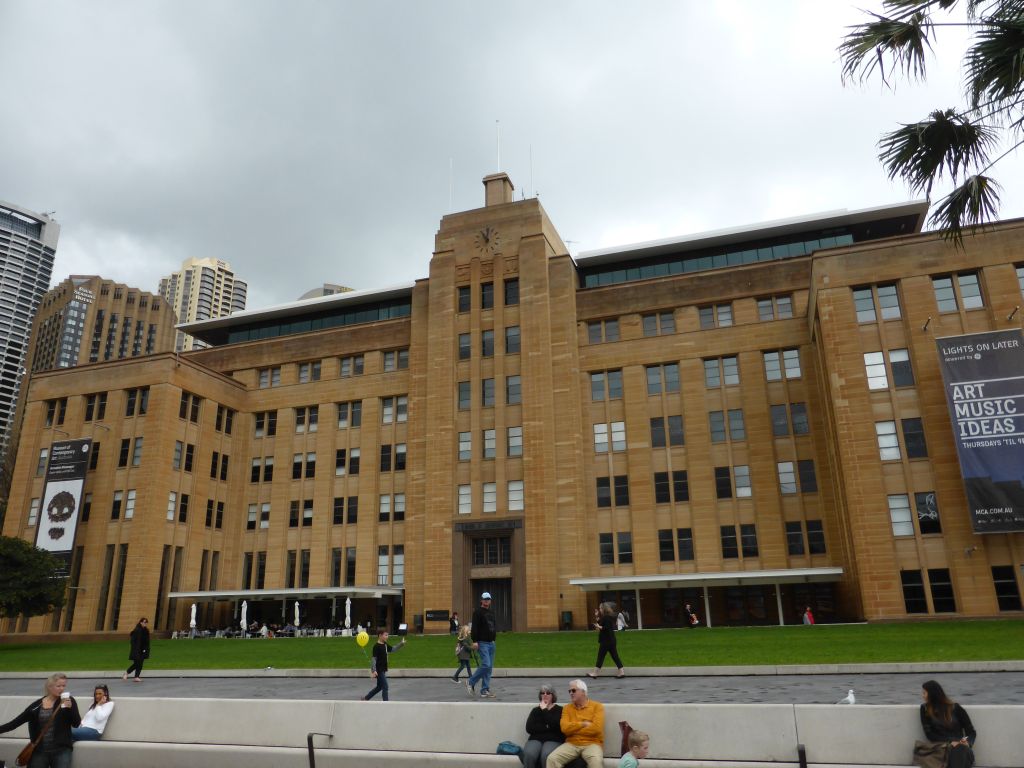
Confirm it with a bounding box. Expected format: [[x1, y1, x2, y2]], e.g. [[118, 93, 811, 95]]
[[840, 12, 934, 84], [966, 21, 1024, 109], [878, 110, 998, 193], [928, 174, 1002, 243]]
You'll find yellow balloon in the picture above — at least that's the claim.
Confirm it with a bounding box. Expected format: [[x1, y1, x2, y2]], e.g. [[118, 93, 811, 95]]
[[356, 631, 369, 647]]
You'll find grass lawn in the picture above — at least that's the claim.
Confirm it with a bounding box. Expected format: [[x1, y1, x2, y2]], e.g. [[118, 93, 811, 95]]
[[0, 620, 1022, 672]]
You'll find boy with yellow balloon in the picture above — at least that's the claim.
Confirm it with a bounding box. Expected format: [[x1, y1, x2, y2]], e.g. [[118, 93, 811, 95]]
[[361, 629, 405, 701]]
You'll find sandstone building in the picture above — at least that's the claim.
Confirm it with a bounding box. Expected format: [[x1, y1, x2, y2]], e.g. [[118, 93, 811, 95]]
[[3, 173, 1022, 636], [158, 257, 247, 352]]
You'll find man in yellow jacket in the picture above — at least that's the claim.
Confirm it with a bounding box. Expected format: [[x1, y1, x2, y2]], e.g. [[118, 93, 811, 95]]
[[546, 678, 604, 767]]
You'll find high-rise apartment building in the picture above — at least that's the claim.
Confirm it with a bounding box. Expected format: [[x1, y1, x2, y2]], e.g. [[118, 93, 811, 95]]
[[0, 202, 58, 454], [4, 174, 1023, 637], [27, 276, 177, 373], [159, 257, 247, 352]]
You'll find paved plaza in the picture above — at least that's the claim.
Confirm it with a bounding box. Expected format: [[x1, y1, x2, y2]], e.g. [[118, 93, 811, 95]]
[[0, 669, 1020, 705]]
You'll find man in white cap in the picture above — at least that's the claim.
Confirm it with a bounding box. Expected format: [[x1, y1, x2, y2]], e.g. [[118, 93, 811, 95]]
[[466, 591, 497, 698]]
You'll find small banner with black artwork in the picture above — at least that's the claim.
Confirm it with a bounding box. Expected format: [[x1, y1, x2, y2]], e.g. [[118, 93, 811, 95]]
[[34, 438, 93, 575], [936, 330, 1024, 533]]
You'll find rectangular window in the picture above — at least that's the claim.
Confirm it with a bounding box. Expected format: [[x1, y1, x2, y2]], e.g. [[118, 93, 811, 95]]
[[647, 363, 680, 395], [289, 501, 300, 528], [346, 497, 358, 524], [333, 497, 345, 525], [764, 349, 801, 380], [599, 533, 614, 565], [876, 421, 901, 460], [890, 348, 914, 387], [254, 410, 278, 437], [864, 351, 888, 390], [458, 381, 471, 410], [797, 459, 817, 493], [786, 521, 805, 555], [392, 545, 404, 585], [483, 482, 497, 513], [676, 528, 694, 560], [709, 411, 726, 443], [482, 378, 495, 407], [337, 400, 361, 428], [658, 529, 675, 562], [672, 470, 689, 501], [594, 424, 609, 453], [617, 532, 633, 564], [339, 355, 364, 377], [667, 415, 684, 446], [596, 477, 611, 508], [902, 417, 928, 458], [714, 467, 732, 499], [888, 494, 914, 536], [28, 497, 40, 526], [458, 484, 472, 514], [699, 303, 733, 329], [507, 426, 522, 457], [728, 409, 746, 441], [654, 472, 670, 504], [770, 404, 789, 436], [379, 445, 392, 472], [298, 361, 321, 383], [758, 294, 793, 321], [791, 403, 809, 434], [481, 282, 494, 310], [806, 520, 826, 554], [178, 493, 189, 523], [735, 465, 752, 497], [167, 492, 177, 521], [174, 442, 184, 471], [302, 500, 313, 527], [740, 523, 758, 557], [383, 348, 409, 371], [590, 369, 623, 400], [458, 333, 471, 360], [459, 431, 472, 460], [381, 396, 395, 424], [506, 375, 521, 405], [992, 565, 1023, 611], [613, 475, 629, 506], [295, 405, 319, 433], [349, 448, 360, 475], [210, 451, 220, 478], [650, 417, 666, 448], [111, 491, 123, 520], [381, 395, 406, 424], [37, 448, 49, 476], [89, 443, 101, 471], [642, 311, 675, 336], [928, 568, 956, 612], [504, 278, 519, 305], [395, 443, 407, 471], [481, 329, 494, 357], [505, 326, 521, 354], [258, 366, 281, 388], [457, 285, 471, 312], [118, 439, 130, 468], [720, 525, 738, 558], [183, 444, 194, 473], [483, 428, 497, 459], [508, 480, 524, 511], [915, 491, 942, 534], [378, 494, 391, 522], [777, 462, 797, 495]]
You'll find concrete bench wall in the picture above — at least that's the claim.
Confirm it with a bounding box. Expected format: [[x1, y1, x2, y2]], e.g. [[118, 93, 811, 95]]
[[1, 696, 1019, 767]]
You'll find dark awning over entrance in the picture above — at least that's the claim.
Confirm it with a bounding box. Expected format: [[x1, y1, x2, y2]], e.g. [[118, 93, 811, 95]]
[[168, 586, 404, 602]]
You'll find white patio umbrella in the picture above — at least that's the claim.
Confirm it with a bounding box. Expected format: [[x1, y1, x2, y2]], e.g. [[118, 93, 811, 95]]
[[240, 600, 248, 633], [294, 600, 300, 628], [190, 603, 197, 629], [344, 597, 352, 629]]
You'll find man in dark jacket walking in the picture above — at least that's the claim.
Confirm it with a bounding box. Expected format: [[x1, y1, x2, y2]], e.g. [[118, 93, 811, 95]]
[[465, 591, 497, 698]]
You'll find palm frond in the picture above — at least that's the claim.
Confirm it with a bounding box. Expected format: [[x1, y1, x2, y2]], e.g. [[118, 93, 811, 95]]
[[840, 12, 935, 84], [878, 110, 998, 193], [966, 21, 1024, 109], [928, 174, 1002, 243]]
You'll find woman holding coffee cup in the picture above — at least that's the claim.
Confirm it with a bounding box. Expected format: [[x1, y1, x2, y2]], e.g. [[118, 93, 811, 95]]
[[0, 672, 82, 767]]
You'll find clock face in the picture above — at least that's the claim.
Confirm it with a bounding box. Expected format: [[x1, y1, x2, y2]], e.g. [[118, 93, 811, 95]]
[[474, 226, 500, 254]]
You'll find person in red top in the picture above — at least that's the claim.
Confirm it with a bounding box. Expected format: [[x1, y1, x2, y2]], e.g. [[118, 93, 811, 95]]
[[802, 606, 815, 625], [546, 679, 604, 767]]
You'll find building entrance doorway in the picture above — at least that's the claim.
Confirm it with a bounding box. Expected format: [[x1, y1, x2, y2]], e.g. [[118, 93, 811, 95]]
[[472, 578, 512, 631]]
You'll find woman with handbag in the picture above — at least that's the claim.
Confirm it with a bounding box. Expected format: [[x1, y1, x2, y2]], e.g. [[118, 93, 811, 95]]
[[587, 602, 625, 679], [123, 617, 150, 682], [0, 672, 82, 767], [916, 679, 977, 768]]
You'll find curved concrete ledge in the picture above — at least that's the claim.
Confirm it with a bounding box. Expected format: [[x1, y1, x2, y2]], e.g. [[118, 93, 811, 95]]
[[1, 696, 1019, 767]]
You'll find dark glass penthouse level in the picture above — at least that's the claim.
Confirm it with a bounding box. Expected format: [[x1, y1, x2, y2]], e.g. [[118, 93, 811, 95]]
[[579, 212, 920, 289], [0, 207, 43, 239], [192, 298, 412, 346]]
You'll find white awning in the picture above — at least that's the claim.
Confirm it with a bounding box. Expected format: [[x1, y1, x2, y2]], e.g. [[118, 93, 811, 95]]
[[568, 567, 843, 592]]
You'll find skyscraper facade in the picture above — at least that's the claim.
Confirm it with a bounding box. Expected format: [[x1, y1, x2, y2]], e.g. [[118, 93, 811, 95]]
[[0, 202, 59, 454], [159, 257, 247, 352], [28, 275, 176, 373]]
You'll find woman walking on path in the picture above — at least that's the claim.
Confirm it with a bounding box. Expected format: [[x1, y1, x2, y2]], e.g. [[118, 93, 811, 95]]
[[919, 680, 976, 768], [588, 602, 625, 679], [123, 617, 150, 682], [0, 672, 82, 767]]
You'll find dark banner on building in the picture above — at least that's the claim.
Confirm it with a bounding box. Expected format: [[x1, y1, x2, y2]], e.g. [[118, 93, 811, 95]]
[[936, 329, 1024, 533], [34, 438, 92, 573]]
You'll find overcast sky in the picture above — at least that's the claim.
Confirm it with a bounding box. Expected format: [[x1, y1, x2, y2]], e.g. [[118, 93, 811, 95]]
[[2, 1, 1022, 311]]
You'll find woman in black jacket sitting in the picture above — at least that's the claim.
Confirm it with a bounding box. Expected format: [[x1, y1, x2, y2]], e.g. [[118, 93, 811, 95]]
[[0, 672, 82, 768], [522, 684, 564, 768], [920, 679, 977, 768]]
